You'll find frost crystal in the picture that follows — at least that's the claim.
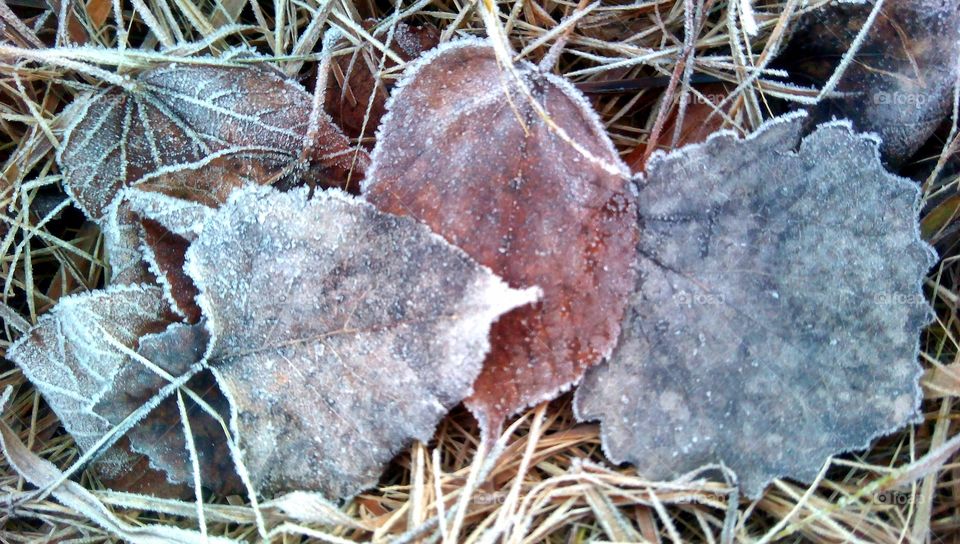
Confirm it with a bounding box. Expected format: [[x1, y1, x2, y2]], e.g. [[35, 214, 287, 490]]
[[124, 187, 214, 240], [58, 63, 363, 220], [364, 38, 638, 433], [574, 113, 936, 498], [186, 185, 539, 498], [57, 62, 368, 284], [7, 285, 175, 483]]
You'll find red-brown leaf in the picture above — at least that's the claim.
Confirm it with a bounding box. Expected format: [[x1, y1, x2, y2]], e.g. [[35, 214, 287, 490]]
[[625, 83, 730, 172], [363, 39, 639, 434], [141, 219, 200, 323]]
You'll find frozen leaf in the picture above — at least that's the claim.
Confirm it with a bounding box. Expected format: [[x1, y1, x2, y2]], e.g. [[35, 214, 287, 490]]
[[326, 20, 440, 143], [574, 113, 936, 498], [6, 285, 178, 485], [61, 62, 366, 287], [141, 219, 201, 323], [784, 0, 960, 164], [363, 38, 638, 433], [124, 187, 214, 241], [58, 62, 366, 221], [93, 321, 242, 494], [102, 197, 153, 285], [9, 286, 239, 495], [185, 185, 539, 498]]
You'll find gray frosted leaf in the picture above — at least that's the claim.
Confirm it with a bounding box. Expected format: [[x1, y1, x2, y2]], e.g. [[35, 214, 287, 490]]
[[185, 185, 539, 499], [6, 285, 175, 481], [58, 63, 364, 221], [574, 112, 936, 498]]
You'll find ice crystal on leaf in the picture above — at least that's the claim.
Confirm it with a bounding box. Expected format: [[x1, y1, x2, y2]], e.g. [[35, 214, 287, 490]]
[[364, 38, 639, 435], [573, 113, 935, 498], [186, 185, 539, 498], [6, 285, 194, 493]]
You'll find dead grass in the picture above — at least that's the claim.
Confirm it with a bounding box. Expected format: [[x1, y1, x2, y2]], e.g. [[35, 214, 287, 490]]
[[0, 0, 958, 542]]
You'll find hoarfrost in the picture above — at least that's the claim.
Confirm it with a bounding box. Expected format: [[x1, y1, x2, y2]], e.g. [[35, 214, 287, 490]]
[[6, 285, 176, 483], [124, 187, 214, 240], [573, 113, 936, 498], [58, 63, 365, 221], [185, 185, 539, 499], [364, 38, 638, 434]]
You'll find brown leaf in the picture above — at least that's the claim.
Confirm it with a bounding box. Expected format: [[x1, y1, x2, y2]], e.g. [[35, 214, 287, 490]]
[[100, 184, 212, 290], [574, 113, 935, 498], [325, 20, 440, 143], [85, 0, 111, 29], [97, 436, 193, 497], [363, 38, 638, 434], [186, 185, 538, 498], [123, 186, 214, 240], [785, 0, 960, 164], [139, 152, 302, 205], [59, 62, 369, 287], [58, 62, 366, 221], [141, 219, 201, 323], [8, 284, 240, 495]]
